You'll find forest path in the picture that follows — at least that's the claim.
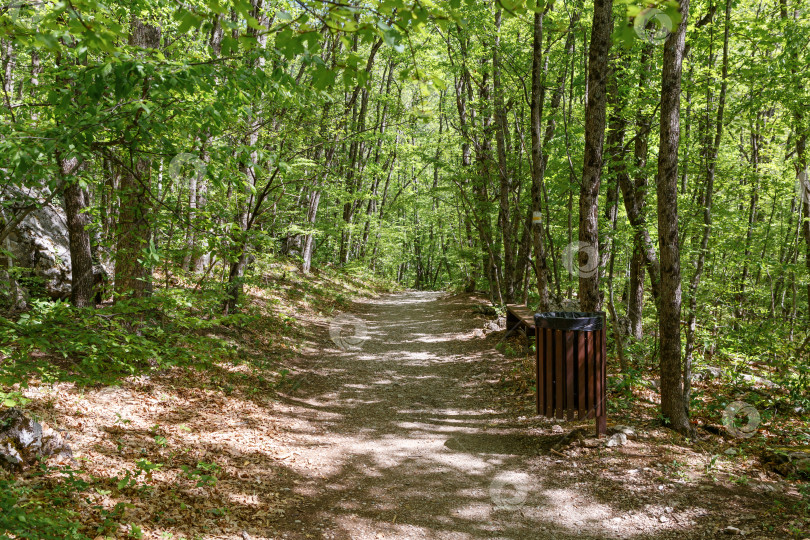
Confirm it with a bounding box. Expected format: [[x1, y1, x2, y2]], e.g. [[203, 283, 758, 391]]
[[269, 291, 700, 540]]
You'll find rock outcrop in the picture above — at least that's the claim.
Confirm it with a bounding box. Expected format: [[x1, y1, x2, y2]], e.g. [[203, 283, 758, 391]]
[[761, 446, 810, 480], [1, 186, 111, 304], [2, 187, 72, 300], [0, 408, 72, 470]]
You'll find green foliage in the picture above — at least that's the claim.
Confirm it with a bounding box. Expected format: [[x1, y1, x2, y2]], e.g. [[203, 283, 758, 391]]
[[0, 466, 91, 540], [0, 294, 236, 387], [180, 461, 220, 487], [114, 459, 163, 493], [0, 389, 29, 409]]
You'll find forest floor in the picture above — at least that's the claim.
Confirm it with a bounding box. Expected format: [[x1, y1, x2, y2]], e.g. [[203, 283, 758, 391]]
[[5, 285, 810, 539]]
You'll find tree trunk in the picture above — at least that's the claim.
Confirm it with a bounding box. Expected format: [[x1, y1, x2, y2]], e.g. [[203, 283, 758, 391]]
[[529, 2, 551, 311], [493, 7, 514, 303], [603, 60, 626, 273], [115, 16, 161, 301], [622, 43, 657, 328], [578, 0, 613, 312], [61, 157, 94, 308], [181, 149, 202, 272], [224, 253, 247, 314], [628, 246, 645, 338], [302, 190, 322, 274], [656, 0, 691, 435], [339, 39, 383, 265], [115, 158, 153, 300], [737, 115, 761, 316], [800, 141, 810, 319], [223, 0, 269, 312]]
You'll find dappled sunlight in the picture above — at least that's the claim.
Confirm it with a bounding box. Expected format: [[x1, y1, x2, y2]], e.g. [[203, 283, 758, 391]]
[[10, 291, 800, 539]]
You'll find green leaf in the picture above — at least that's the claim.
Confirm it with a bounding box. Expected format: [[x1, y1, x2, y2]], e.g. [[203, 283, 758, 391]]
[[221, 35, 238, 56], [177, 11, 202, 34]]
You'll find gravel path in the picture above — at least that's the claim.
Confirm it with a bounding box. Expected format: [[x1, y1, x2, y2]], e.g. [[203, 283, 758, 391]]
[[267, 291, 779, 540], [22, 290, 791, 539]]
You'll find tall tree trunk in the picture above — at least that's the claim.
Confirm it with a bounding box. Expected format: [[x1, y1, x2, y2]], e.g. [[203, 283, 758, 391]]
[[784, 0, 810, 319], [529, 1, 552, 311], [302, 189, 322, 274], [656, 0, 691, 435], [493, 7, 514, 303], [578, 0, 613, 312], [1, 40, 14, 114], [604, 63, 627, 370], [801, 151, 810, 318], [115, 16, 161, 301], [224, 0, 269, 313], [737, 114, 762, 316], [628, 246, 645, 338], [624, 43, 657, 332], [181, 147, 203, 272], [61, 157, 94, 307], [602, 60, 626, 272], [115, 158, 153, 300], [477, 43, 503, 304], [339, 39, 383, 265]]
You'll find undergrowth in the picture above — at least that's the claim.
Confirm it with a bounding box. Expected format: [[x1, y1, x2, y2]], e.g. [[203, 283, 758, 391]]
[[0, 466, 89, 540], [0, 256, 399, 539]]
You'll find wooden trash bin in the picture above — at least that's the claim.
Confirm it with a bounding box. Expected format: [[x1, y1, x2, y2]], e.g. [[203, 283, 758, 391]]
[[534, 311, 607, 437]]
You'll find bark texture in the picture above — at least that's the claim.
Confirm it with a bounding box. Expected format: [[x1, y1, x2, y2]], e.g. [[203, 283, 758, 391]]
[[114, 16, 161, 301], [61, 157, 94, 307], [656, 0, 691, 434], [578, 0, 613, 312], [529, 4, 551, 311]]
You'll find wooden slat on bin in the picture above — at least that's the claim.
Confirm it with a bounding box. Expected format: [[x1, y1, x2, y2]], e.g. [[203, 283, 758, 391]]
[[536, 329, 541, 415], [586, 331, 595, 419], [577, 330, 586, 419], [545, 328, 553, 417], [534, 312, 607, 436], [565, 330, 575, 420], [554, 329, 564, 418], [594, 329, 602, 418]]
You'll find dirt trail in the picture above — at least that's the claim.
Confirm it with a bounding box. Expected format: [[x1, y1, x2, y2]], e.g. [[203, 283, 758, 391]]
[[267, 291, 752, 540], [18, 291, 793, 539]]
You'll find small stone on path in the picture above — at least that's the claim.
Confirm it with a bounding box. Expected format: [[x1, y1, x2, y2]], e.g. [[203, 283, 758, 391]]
[[606, 433, 627, 447]]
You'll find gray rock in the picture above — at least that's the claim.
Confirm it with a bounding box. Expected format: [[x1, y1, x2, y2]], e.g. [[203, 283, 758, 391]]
[[581, 438, 601, 448], [2, 187, 72, 299], [739, 373, 778, 388], [693, 366, 723, 381], [794, 458, 810, 477], [0, 408, 72, 470], [606, 433, 627, 447], [486, 319, 505, 332], [723, 526, 741, 535], [472, 305, 497, 317], [1, 187, 110, 301], [611, 425, 636, 439], [760, 446, 810, 479], [0, 268, 28, 310], [0, 441, 22, 467]]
